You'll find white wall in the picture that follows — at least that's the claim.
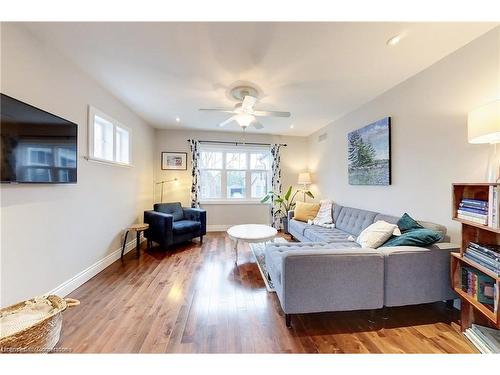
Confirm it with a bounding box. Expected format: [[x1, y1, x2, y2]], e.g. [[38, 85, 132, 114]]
[[308, 27, 500, 243], [154, 129, 309, 229], [0, 24, 155, 306]]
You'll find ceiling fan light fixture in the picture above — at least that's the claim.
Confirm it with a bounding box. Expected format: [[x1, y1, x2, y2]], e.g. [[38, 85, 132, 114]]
[[235, 113, 255, 127]]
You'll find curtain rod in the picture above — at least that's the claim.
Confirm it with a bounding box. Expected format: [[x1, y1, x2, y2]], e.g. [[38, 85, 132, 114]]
[[187, 139, 287, 147]]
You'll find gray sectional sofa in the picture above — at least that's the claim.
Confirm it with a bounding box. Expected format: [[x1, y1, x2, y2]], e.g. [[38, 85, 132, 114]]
[[265, 204, 458, 327]]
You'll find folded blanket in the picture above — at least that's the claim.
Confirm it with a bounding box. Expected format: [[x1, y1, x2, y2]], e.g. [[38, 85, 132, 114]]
[[308, 199, 334, 227]]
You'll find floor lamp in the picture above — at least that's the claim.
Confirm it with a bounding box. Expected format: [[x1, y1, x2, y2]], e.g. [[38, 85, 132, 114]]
[[155, 178, 178, 203], [297, 172, 312, 201]]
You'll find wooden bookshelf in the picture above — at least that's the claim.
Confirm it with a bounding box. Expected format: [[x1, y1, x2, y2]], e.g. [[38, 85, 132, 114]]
[[451, 183, 500, 331]]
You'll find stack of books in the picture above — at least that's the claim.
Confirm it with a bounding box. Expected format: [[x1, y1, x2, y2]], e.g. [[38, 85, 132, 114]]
[[461, 265, 498, 314], [457, 198, 488, 225], [465, 242, 500, 277], [463, 324, 500, 353]]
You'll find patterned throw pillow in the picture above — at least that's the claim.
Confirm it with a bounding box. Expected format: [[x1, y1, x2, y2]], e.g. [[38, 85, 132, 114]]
[[308, 199, 334, 228]]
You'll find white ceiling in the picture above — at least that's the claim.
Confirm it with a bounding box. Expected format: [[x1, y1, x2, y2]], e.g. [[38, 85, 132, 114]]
[[22, 22, 498, 136]]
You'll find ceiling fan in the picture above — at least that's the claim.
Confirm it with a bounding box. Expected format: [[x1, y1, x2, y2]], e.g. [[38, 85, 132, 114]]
[[199, 86, 291, 130]]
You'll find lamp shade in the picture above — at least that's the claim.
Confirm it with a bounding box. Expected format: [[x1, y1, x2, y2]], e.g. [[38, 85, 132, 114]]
[[298, 172, 312, 185], [468, 100, 500, 144]]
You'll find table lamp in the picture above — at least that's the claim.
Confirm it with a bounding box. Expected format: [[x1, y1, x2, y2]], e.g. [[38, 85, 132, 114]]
[[468, 100, 500, 182]]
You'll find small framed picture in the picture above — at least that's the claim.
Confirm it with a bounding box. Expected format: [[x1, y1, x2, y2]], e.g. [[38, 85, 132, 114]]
[[161, 152, 187, 170]]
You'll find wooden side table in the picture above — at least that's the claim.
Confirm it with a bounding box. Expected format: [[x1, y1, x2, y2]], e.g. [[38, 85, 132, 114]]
[[121, 223, 149, 260]]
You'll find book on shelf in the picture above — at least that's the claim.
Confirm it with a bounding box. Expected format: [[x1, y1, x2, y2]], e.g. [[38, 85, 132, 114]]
[[463, 253, 500, 276], [458, 205, 488, 215], [467, 250, 500, 264], [457, 209, 488, 219], [461, 198, 489, 208], [457, 213, 488, 225], [488, 185, 499, 229], [469, 242, 500, 258], [469, 324, 500, 353], [464, 329, 493, 353], [460, 266, 498, 312]]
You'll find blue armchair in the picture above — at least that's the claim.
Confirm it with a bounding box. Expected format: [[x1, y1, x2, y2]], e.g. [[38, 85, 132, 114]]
[[144, 202, 206, 249]]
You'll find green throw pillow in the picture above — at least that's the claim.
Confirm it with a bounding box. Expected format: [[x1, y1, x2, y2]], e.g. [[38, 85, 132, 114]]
[[397, 212, 423, 233], [382, 228, 443, 247]]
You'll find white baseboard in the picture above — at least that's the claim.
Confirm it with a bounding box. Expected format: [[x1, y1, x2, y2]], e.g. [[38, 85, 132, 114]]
[[207, 224, 231, 232], [47, 235, 146, 297]]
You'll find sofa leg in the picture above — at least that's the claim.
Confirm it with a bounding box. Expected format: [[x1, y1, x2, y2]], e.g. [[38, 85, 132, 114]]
[[200, 236, 203, 245], [382, 306, 389, 320], [285, 314, 292, 328], [368, 309, 377, 325], [445, 299, 454, 310]]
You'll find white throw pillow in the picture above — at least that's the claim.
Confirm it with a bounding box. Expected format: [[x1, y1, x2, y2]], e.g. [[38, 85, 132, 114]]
[[311, 199, 334, 226], [356, 220, 397, 248]]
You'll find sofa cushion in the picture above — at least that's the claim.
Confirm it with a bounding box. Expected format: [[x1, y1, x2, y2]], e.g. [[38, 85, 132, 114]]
[[289, 218, 308, 236], [303, 226, 353, 243], [357, 221, 397, 248], [154, 202, 184, 221], [294, 201, 320, 222], [172, 220, 201, 235], [397, 213, 423, 232], [417, 221, 447, 238], [375, 213, 447, 241], [335, 207, 378, 236], [382, 228, 443, 247]]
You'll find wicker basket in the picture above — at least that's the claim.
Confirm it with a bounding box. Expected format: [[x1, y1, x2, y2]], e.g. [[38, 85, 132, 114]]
[[0, 295, 79, 353]]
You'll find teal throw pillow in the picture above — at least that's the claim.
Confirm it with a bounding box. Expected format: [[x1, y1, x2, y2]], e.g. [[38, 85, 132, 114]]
[[382, 228, 443, 247], [397, 212, 423, 233]]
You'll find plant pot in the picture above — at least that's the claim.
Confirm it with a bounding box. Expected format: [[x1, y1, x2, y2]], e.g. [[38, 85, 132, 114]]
[[281, 217, 289, 234]]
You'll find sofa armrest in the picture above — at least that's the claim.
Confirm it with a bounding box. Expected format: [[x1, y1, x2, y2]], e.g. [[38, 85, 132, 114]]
[[287, 210, 295, 221], [183, 207, 207, 235], [378, 242, 459, 306], [144, 210, 174, 245], [276, 248, 384, 313]]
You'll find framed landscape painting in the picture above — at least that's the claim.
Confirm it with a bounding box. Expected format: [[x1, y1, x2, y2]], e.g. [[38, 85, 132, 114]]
[[161, 152, 187, 170], [347, 117, 391, 185]]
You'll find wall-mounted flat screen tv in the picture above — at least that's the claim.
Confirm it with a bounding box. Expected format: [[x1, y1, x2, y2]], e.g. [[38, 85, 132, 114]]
[[1, 94, 77, 183]]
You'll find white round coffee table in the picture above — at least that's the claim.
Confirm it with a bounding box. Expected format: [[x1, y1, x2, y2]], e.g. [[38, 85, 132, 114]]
[[227, 224, 278, 264]]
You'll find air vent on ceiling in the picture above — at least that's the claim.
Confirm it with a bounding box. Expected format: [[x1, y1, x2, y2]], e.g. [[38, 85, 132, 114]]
[[318, 132, 328, 142]]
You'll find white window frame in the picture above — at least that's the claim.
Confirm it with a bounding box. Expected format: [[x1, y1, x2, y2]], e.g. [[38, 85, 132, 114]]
[[198, 144, 272, 205], [87, 106, 132, 167]]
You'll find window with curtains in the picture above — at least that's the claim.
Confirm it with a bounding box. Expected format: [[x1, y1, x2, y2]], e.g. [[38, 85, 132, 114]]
[[198, 144, 272, 202]]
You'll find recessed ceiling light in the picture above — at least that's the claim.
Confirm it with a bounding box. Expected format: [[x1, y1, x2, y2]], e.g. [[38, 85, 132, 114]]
[[386, 34, 403, 46], [175, 116, 180, 123], [290, 124, 294, 129]]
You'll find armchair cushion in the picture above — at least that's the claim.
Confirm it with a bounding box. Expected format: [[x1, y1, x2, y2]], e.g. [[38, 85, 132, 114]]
[[173, 220, 201, 235], [154, 202, 184, 221]]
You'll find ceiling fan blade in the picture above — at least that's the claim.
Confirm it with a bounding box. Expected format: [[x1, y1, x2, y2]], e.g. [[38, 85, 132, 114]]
[[242, 95, 257, 111], [252, 121, 264, 130], [252, 110, 291, 118], [199, 108, 236, 114], [218, 115, 237, 127]]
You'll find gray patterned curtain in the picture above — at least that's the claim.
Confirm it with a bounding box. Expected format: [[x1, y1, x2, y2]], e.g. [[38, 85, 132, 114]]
[[270, 144, 283, 229], [189, 139, 201, 208]]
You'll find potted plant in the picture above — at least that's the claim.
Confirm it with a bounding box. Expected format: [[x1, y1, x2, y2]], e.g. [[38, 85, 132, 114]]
[[261, 186, 314, 233]]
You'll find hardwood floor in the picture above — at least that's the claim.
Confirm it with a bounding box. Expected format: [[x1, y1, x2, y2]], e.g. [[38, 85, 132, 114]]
[[58, 232, 476, 353]]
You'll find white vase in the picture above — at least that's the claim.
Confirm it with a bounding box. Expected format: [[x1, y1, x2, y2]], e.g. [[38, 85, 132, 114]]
[[486, 143, 500, 182]]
